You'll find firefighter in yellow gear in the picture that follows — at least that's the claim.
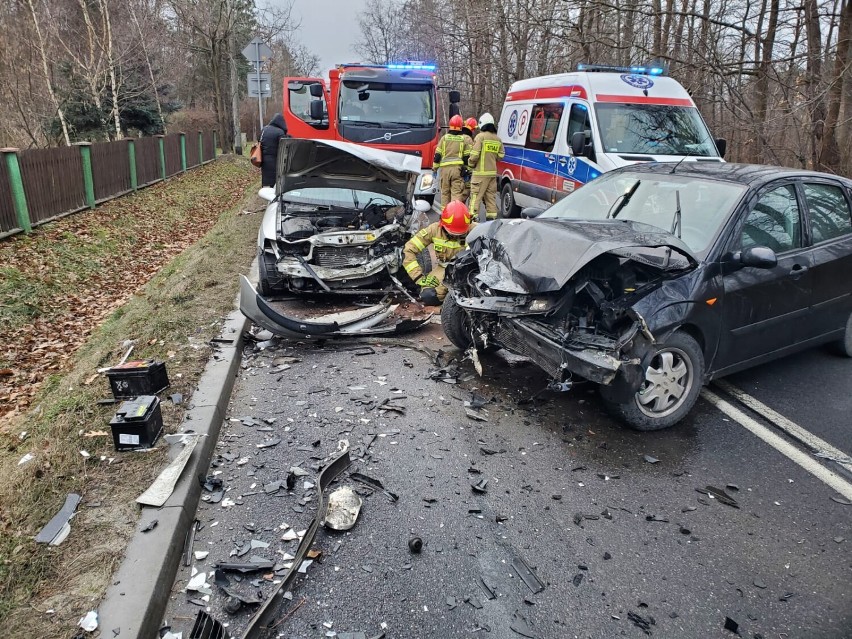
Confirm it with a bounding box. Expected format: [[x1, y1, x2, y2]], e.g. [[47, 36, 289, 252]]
[[461, 117, 478, 203], [434, 114, 471, 210], [402, 200, 476, 305], [468, 112, 505, 220]]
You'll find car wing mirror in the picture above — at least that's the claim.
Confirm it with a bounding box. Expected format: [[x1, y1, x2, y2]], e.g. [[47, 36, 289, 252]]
[[309, 100, 325, 120], [737, 245, 777, 269], [258, 187, 276, 202], [571, 131, 586, 157], [714, 138, 727, 158], [309, 83, 324, 98], [521, 207, 545, 219]]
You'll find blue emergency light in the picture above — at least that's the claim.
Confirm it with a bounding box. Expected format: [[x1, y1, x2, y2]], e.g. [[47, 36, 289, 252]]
[[387, 61, 436, 71], [577, 64, 666, 76]]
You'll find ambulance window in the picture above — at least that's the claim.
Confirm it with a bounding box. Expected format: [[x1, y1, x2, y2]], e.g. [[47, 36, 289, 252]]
[[567, 104, 590, 143], [526, 104, 563, 152]]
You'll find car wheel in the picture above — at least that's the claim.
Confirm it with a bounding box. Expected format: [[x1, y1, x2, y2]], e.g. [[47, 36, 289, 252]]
[[602, 331, 704, 431], [500, 182, 521, 218], [258, 248, 285, 297], [835, 312, 852, 357], [441, 295, 472, 350]]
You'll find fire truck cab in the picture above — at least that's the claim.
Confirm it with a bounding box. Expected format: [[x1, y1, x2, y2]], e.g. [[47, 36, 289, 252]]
[[497, 64, 726, 216], [282, 62, 449, 203]]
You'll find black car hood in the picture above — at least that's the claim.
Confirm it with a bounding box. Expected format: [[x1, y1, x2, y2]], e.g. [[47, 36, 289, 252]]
[[275, 139, 421, 202], [466, 218, 698, 294]]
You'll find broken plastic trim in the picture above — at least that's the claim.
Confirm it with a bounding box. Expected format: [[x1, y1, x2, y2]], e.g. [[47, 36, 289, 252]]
[[240, 449, 352, 638]]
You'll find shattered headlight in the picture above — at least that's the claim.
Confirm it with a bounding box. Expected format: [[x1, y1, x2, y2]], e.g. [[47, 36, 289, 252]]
[[529, 298, 552, 312], [419, 173, 435, 190]]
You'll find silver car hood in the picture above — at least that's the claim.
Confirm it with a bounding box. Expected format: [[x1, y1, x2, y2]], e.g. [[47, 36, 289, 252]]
[[276, 139, 422, 202]]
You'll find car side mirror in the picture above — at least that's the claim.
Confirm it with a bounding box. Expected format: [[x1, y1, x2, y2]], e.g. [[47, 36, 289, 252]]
[[738, 245, 777, 269], [309, 83, 324, 98], [258, 187, 276, 202], [448, 90, 461, 104], [715, 138, 727, 158], [521, 207, 545, 219], [571, 131, 587, 157], [309, 100, 325, 120]]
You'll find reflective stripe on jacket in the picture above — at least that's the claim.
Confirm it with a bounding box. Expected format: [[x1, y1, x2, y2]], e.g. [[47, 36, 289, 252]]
[[434, 133, 470, 167], [402, 221, 477, 278], [468, 131, 505, 176]]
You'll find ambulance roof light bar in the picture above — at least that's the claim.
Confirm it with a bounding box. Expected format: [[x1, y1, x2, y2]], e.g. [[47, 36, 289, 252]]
[[576, 63, 666, 76]]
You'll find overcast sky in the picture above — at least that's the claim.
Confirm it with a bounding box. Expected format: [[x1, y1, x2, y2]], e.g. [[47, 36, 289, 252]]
[[287, 0, 366, 71]]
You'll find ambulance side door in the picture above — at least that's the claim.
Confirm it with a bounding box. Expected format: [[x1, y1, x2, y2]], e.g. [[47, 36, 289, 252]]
[[523, 102, 564, 205]]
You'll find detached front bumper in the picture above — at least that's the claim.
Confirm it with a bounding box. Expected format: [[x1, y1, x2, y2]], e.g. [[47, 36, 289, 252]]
[[239, 275, 429, 338]]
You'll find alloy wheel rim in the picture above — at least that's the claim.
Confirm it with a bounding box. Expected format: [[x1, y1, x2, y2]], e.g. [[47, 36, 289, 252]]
[[635, 347, 693, 418]]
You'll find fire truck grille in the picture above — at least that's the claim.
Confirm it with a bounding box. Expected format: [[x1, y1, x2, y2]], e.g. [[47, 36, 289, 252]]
[[312, 246, 369, 268]]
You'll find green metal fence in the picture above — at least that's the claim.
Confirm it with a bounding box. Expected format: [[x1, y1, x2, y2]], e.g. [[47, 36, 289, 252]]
[[0, 131, 219, 239]]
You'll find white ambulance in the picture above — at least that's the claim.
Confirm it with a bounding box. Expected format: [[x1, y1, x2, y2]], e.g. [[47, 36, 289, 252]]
[[497, 64, 725, 216]]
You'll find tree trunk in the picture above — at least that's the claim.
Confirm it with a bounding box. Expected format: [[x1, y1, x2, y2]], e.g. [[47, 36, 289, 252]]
[[98, 0, 122, 140], [804, 0, 825, 169], [26, 0, 71, 145], [820, 0, 850, 171]]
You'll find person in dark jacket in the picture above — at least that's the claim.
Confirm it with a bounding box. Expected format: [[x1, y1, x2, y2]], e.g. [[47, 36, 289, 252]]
[[259, 113, 288, 187]]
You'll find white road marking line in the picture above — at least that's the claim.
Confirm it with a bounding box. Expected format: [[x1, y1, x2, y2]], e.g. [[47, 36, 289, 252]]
[[701, 388, 852, 501], [713, 379, 852, 474]]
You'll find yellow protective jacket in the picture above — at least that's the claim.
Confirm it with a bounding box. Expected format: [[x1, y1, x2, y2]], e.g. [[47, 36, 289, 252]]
[[434, 133, 470, 168], [468, 131, 505, 177], [402, 221, 478, 279]]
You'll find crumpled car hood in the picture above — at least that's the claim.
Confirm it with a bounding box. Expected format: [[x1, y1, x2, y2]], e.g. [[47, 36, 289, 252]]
[[276, 139, 422, 202], [466, 218, 698, 294]]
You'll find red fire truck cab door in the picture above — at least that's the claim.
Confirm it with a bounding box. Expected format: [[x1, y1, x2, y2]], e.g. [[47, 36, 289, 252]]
[[283, 78, 333, 139]]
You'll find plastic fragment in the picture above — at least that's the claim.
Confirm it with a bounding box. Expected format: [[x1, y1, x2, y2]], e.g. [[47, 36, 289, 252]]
[[643, 455, 660, 464], [511, 556, 544, 594], [78, 610, 98, 632], [509, 611, 538, 638], [723, 616, 739, 633]]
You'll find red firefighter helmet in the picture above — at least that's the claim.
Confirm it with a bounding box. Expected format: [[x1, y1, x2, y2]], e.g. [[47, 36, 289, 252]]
[[465, 117, 478, 131], [440, 200, 472, 235], [448, 114, 463, 131]]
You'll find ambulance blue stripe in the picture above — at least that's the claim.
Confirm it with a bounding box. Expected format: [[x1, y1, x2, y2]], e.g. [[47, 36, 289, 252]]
[[501, 145, 601, 187]]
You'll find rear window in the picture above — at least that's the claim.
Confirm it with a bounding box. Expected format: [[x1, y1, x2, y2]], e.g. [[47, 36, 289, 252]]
[[802, 183, 852, 243]]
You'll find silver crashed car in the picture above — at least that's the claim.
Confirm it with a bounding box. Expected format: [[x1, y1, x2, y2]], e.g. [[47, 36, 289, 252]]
[[239, 138, 433, 338]]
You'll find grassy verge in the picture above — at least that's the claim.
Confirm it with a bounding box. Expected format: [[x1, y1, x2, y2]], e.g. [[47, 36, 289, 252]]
[[0, 158, 261, 636]]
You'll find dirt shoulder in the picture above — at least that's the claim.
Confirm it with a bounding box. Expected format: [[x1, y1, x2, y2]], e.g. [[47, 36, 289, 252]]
[[0, 156, 261, 637]]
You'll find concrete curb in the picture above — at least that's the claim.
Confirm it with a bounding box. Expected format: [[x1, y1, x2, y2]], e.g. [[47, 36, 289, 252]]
[[98, 306, 249, 639]]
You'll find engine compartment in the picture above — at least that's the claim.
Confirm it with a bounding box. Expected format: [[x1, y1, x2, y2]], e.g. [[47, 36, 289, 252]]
[[279, 201, 406, 241]]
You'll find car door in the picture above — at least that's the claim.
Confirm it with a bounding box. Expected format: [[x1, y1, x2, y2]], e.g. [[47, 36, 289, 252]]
[[798, 179, 852, 339], [522, 102, 563, 205], [716, 183, 814, 368], [553, 102, 595, 199]]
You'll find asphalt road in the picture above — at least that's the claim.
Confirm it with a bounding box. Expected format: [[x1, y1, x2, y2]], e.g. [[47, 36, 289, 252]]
[[163, 323, 851, 639]]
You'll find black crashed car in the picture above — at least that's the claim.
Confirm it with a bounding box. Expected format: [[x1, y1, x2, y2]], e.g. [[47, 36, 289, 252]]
[[442, 163, 852, 430]]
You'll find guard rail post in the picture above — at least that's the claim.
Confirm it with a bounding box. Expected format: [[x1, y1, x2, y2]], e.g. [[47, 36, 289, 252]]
[[1, 148, 32, 233], [198, 131, 203, 167], [213, 132, 218, 159], [128, 139, 138, 191], [77, 142, 95, 209]]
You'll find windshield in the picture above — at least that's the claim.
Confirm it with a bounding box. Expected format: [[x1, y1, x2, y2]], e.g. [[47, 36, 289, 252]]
[[282, 188, 400, 209], [596, 104, 718, 156], [339, 82, 435, 127], [539, 171, 747, 254]]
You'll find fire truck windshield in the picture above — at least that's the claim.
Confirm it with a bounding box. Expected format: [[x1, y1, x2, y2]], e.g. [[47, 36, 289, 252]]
[[339, 81, 435, 128]]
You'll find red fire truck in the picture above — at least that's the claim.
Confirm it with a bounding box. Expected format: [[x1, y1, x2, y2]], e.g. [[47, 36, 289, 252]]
[[281, 62, 459, 204]]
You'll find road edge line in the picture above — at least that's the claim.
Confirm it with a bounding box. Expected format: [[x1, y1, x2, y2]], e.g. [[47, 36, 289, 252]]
[[701, 388, 852, 501]]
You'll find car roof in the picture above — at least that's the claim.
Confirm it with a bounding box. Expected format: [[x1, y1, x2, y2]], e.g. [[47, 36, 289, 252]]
[[616, 162, 852, 188]]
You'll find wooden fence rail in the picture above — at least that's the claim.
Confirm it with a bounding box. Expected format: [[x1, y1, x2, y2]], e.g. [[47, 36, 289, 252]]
[[0, 131, 218, 239]]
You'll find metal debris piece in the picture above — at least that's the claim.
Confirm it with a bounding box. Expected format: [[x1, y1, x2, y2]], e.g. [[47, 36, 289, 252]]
[[471, 478, 489, 493], [189, 610, 227, 639], [627, 611, 654, 635], [511, 556, 545, 594], [408, 537, 423, 553], [241, 449, 351, 638], [322, 486, 362, 531], [136, 435, 200, 507], [35, 493, 82, 545], [509, 611, 538, 638], [643, 455, 660, 464]]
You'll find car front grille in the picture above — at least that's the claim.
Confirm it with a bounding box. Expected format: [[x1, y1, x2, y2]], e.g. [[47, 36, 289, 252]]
[[493, 319, 564, 379], [312, 246, 370, 268]]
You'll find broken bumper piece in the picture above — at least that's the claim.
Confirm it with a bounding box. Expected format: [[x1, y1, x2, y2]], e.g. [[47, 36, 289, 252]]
[[239, 275, 429, 338]]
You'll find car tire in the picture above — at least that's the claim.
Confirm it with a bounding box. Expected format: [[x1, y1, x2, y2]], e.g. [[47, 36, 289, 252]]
[[500, 182, 521, 219], [834, 312, 852, 357], [441, 295, 472, 350], [602, 331, 705, 431], [258, 248, 285, 297]]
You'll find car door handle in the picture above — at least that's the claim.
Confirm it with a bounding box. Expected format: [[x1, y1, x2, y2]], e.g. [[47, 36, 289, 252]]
[[789, 264, 808, 277]]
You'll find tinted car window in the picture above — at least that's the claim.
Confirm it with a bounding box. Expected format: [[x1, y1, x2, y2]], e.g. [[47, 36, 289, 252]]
[[740, 185, 802, 253], [802, 183, 852, 243], [526, 104, 563, 152]]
